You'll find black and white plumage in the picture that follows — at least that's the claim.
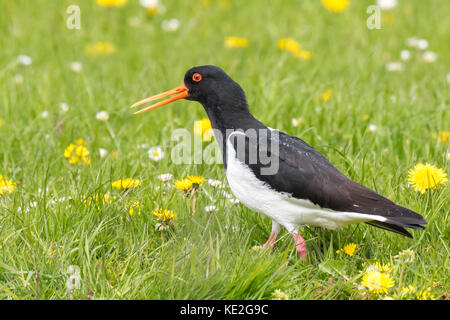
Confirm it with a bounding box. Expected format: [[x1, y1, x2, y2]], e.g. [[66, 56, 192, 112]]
[[131, 65, 427, 257]]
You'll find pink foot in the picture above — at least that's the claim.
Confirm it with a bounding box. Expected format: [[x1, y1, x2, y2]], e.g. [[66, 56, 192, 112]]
[[292, 233, 307, 260], [262, 232, 278, 250]]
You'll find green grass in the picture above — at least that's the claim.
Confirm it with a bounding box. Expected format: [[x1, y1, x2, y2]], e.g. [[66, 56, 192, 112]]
[[0, 0, 448, 300]]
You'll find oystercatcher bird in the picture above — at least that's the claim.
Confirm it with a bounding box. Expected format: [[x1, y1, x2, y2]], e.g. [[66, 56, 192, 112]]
[[130, 65, 427, 259]]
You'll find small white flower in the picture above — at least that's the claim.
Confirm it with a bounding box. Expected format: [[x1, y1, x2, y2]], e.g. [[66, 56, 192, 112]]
[[446, 152, 450, 160], [41, 111, 49, 119], [291, 118, 302, 127], [400, 50, 411, 61], [422, 51, 437, 63], [386, 62, 404, 72], [59, 102, 69, 113], [208, 179, 224, 188], [140, 0, 159, 8], [158, 173, 173, 182], [416, 39, 429, 50], [229, 198, 240, 204], [221, 191, 233, 199], [69, 61, 82, 73], [204, 205, 217, 212], [368, 124, 377, 132], [13, 74, 24, 84], [17, 55, 32, 66], [377, 0, 397, 10], [148, 146, 164, 161], [96, 111, 109, 121], [161, 19, 180, 32], [99, 148, 108, 159]]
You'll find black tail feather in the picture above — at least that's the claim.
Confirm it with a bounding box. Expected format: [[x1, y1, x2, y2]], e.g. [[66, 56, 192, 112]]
[[366, 221, 414, 238]]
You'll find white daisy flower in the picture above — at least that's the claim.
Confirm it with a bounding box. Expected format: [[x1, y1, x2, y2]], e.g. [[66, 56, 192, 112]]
[[69, 61, 82, 73], [41, 111, 49, 119], [291, 118, 302, 127], [140, 0, 159, 8], [406, 37, 419, 48], [386, 62, 404, 72], [158, 173, 173, 182], [416, 39, 429, 50], [377, 0, 397, 10], [208, 179, 224, 188], [221, 191, 233, 199], [96, 111, 109, 121], [148, 146, 164, 161], [400, 50, 411, 61], [59, 102, 69, 113], [368, 124, 377, 132], [204, 205, 217, 212], [161, 19, 180, 32], [99, 148, 108, 159], [422, 51, 437, 63], [17, 55, 32, 66]]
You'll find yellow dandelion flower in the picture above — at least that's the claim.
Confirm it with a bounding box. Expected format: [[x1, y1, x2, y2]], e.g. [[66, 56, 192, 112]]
[[194, 118, 214, 141], [128, 201, 142, 216], [278, 38, 311, 60], [401, 285, 416, 296], [96, 0, 127, 7], [272, 289, 289, 300], [84, 42, 117, 57], [152, 208, 176, 222], [225, 37, 248, 48], [188, 175, 205, 187], [437, 131, 450, 143], [362, 114, 370, 121], [174, 178, 193, 192], [278, 38, 301, 52], [408, 163, 448, 194], [361, 270, 395, 295], [343, 243, 358, 256], [321, 89, 332, 102], [64, 140, 90, 165], [294, 49, 312, 60], [112, 178, 141, 190], [0, 175, 17, 195], [416, 288, 435, 300], [322, 0, 350, 13]]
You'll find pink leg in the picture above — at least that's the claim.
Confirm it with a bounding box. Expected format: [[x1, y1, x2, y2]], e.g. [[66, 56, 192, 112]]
[[292, 233, 307, 260], [262, 231, 278, 250]]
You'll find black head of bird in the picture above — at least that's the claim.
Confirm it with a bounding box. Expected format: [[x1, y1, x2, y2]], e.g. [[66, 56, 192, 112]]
[[131, 65, 249, 115]]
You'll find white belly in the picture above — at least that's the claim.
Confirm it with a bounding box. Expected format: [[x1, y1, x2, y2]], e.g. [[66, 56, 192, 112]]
[[225, 134, 386, 233]]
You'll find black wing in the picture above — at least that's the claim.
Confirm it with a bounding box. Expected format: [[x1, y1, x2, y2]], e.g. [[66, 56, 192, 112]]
[[230, 129, 427, 237]]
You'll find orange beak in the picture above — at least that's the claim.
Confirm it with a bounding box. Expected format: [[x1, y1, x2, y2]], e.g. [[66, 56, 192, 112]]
[[130, 83, 189, 114]]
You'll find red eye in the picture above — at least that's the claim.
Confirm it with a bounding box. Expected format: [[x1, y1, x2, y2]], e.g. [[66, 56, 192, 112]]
[[192, 73, 202, 82]]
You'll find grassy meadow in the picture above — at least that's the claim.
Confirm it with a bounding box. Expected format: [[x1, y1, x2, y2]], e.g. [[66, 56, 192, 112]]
[[0, 0, 448, 300]]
